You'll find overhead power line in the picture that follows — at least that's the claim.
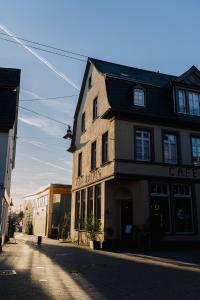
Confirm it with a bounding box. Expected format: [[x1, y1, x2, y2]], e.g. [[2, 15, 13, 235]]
[[20, 94, 78, 102], [18, 105, 69, 126], [0, 31, 88, 58], [0, 36, 86, 62]]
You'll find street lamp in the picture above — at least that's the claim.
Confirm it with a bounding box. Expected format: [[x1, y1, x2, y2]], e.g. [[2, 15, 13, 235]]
[[63, 125, 72, 140]]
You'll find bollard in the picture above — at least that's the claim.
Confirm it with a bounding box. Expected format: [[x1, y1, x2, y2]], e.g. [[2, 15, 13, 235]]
[[37, 236, 42, 245]]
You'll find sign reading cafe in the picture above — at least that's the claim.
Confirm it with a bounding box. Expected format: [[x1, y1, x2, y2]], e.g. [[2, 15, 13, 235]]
[[169, 166, 200, 178], [76, 168, 102, 187]]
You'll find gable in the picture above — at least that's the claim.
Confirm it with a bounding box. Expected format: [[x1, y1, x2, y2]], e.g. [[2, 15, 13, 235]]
[[176, 66, 200, 87]]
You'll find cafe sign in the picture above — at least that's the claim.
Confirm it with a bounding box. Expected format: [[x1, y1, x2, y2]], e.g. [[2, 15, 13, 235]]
[[169, 166, 200, 178], [76, 168, 102, 187]]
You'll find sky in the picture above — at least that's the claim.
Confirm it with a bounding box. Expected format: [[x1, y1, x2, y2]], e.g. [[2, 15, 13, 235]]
[[0, 0, 200, 206]]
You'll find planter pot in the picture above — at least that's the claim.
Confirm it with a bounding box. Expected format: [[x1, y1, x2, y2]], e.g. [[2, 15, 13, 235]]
[[89, 240, 100, 250]]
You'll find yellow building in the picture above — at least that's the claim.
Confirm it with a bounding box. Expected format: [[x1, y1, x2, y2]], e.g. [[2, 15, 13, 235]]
[[23, 184, 71, 238], [69, 58, 200, 247]]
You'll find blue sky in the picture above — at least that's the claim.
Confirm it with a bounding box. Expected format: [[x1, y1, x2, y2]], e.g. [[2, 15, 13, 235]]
[[0, 0, 200, 204]]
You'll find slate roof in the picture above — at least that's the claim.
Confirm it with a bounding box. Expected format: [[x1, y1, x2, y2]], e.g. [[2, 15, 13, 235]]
[[0, 67, 21, 87], [0, 90, 19, 130], [90, 58, 177, 87], [0, 67, 21, 130]]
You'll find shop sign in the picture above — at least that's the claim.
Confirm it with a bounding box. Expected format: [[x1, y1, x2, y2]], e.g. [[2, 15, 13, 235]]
[[76, 168, 102, 187], [169, 166, 200, 178]]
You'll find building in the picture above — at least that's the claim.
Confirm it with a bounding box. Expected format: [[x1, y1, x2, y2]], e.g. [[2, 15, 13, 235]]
[[69, 58, 200, 245], [0, 67, 21, 247], [23, 184, 71, 238]]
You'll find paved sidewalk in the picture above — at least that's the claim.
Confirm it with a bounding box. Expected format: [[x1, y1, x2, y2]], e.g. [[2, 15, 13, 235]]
[[1, 233, 200, 299]]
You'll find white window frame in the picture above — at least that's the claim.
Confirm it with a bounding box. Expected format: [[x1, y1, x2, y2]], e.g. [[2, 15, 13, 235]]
[[134, 88, 145, 107], [191, 136, 200, 165], [163, 133, 178, 164], [135, 130, 151, 161], [177, 89, 200, 116]]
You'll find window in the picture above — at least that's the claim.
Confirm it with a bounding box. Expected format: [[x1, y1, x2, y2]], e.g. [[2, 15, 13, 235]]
[[191, 137, 200, 165], [102, 132, 108, 164], [163, 133, 178, 164], [93, 97, 98, 120], [88, 75, 92, 89], [134, 88, 145, 107], [75, 190, 86, 230], [91, 141, 96, 170], [80, 190, 86, 229], [177, 90, 186, 113], [94, 184, 101, 219], [173, 184, 193, 233], [75, 191, 80, 229], [150, 183, 170, 233], [87, 187, 93, 220], [150, 183, 194, 234], [177, 89, 200, 116], [189, 92, 200, 115], [81, 112, 85, 132], [135, 130, 151, 161], [78, 153, 82, 177]]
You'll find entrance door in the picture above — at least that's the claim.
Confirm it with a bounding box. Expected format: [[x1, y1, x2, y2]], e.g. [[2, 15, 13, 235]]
[[121, 201, 133, 239]]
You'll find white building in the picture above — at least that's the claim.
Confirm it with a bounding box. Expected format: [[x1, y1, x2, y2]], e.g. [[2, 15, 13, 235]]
[[0, 67, 21, 248]]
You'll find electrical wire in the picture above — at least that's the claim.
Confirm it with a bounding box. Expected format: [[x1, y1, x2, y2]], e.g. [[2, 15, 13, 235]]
[[18, 105, 69, 126], [0, 36, 87, 62], [20, 94, 78, 102], [0, 31, 88, 58]]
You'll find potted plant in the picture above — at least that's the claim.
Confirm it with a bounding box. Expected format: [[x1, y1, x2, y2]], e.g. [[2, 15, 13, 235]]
[[84, 216, 102, 249]]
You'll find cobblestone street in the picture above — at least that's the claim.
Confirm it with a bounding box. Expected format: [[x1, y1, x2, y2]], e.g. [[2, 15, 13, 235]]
[[1, 233, 200, 299]]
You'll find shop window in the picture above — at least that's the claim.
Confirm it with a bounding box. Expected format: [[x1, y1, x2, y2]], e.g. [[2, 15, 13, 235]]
[[150, 183, 194, 235], [75, 192, 80, 229], [150, 183, 170, 233], [75, 189, 86, 230], [87, 186, 93, 220], [80, 190, 86, 229], [94, 184, 101, 219], [173, 184, 193, 233]]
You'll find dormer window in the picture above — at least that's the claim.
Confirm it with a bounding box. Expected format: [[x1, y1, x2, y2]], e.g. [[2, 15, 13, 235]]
[[177, 90, 186, 113], [177, 89, 200, 116], [134, 88, 145, 107]]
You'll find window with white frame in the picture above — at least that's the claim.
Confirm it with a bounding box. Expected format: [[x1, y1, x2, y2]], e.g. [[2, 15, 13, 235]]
[[163, 133, 178, 164], [177, 90, 186, 113], [191, 136, 200, 165], [135, 130, 151, 161], [189, 92, 200, 115], [177, 89, 200, 116], [133, 88, 145, 107]]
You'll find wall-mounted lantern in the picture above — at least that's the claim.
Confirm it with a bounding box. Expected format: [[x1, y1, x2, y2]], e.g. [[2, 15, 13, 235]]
[[63, 125, 72, 140]]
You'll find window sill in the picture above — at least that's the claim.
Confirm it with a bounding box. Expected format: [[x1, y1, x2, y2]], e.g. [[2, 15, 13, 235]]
[[92, 116, 100, 123], [101, 161, 111, 167], [90, 167, 98, 172], [81, 130, 86, 135]]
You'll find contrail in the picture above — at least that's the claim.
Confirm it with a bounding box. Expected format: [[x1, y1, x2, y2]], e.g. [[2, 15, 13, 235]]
[[0, 24, 80, 91]]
